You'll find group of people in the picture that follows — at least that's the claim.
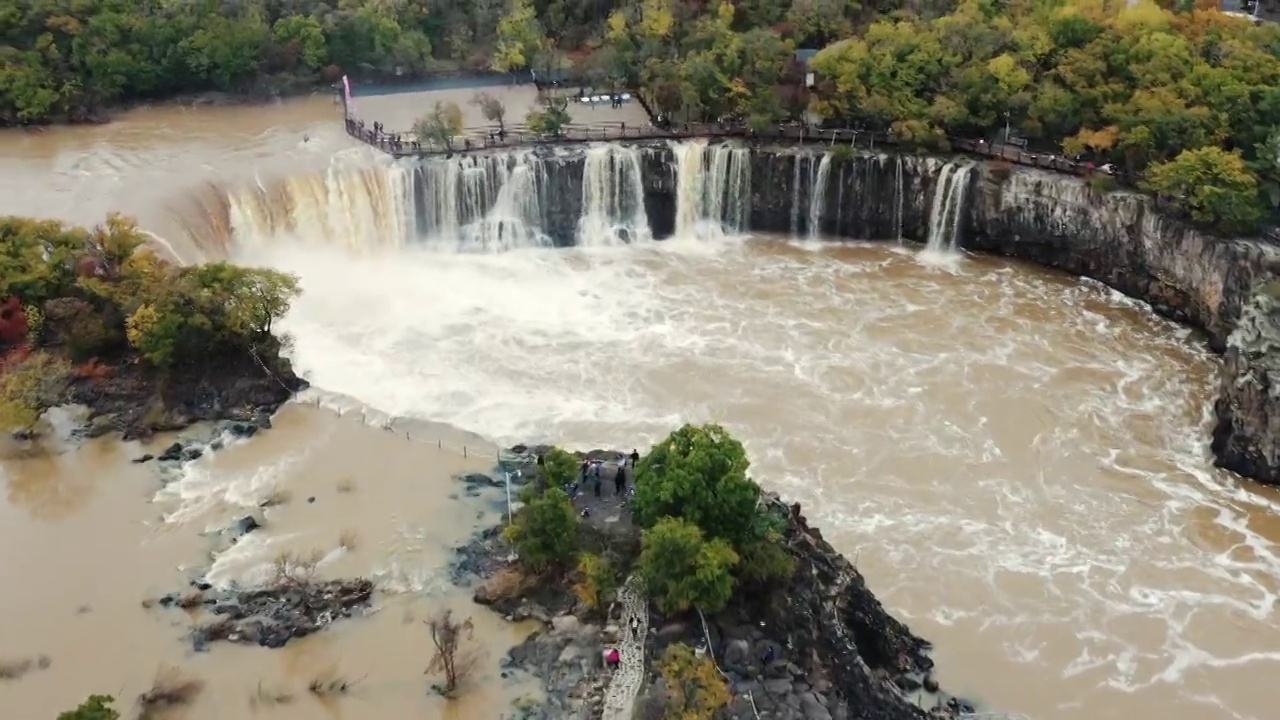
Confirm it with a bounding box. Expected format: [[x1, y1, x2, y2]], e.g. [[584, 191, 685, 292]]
[[578, 450, 639, 498], [344, 117, 420, 154]]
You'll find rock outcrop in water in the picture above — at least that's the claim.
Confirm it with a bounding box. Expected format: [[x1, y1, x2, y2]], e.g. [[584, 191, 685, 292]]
[[69, 340, 305, 440], [456, 470, 963, 720]]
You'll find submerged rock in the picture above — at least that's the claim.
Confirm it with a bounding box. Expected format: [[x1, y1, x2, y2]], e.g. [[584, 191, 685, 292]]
[[182, 578, 374, 650]]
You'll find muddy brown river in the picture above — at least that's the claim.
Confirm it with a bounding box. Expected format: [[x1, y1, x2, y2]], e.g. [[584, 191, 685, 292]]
[[3, 90, 1280, 720]]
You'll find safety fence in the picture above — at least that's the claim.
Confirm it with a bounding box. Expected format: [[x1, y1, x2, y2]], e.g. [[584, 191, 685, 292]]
[[695, 606, 762, 720]]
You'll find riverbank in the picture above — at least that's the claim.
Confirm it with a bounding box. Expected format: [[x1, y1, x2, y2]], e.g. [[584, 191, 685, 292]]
[[452, 445, 980, 720]]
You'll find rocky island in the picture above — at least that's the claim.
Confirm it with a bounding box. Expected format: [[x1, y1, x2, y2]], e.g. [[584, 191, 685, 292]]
[[0, 215, 304, 440], [452, 425, 971, 720]]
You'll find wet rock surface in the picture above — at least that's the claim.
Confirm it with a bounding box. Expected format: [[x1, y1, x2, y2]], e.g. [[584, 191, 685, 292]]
[[1214, 283, 1280, 484], [151, 578, 374, 651]]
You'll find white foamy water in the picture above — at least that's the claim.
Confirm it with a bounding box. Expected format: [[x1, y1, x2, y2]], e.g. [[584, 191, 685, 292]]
[[226, 234, 1280, 720]]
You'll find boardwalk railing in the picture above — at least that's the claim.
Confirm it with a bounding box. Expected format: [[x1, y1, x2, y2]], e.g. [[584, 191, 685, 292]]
[[343, 115, 1107, 178]]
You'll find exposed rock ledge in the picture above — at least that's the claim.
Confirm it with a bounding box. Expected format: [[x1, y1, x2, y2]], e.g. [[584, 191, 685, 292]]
[[458, 478, 966, 720]]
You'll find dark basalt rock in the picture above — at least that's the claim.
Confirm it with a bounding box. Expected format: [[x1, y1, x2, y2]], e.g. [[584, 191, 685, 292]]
[[171, 578, 374, 651], [65, 341, 306, 441]]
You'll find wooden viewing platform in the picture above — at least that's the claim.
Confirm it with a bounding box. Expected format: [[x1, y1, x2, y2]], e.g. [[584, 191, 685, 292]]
[[343, 115, 1108, 180]]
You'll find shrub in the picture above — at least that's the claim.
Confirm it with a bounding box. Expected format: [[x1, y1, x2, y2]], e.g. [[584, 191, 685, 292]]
[[0, 350, 73, 431], [573, 552, 619, 609], [1087, 172, 1117, 195], [656, 643, 731, 720], [637, 517, 738, 615], [503, 487, 580, 572], [57, 695, 119, 720], [540, 446, 579, 488], [829, 144, 854, 163], [42, 297, 122, 360]]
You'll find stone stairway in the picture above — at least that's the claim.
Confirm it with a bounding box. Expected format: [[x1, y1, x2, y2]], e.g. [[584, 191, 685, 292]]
[[601, 575, 648, 720]]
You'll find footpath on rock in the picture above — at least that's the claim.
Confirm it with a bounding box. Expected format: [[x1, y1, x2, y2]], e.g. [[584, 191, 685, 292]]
[[455, 424, 985, 720]]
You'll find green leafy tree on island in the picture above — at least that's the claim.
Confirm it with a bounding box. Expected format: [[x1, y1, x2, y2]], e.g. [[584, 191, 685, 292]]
[[631, 422, 761, 547], [503, 486, 580, 573], [638, 517, 738, 614]]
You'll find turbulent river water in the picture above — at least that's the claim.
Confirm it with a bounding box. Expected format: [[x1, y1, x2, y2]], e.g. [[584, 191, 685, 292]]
[[2, 89, 1280, 720]]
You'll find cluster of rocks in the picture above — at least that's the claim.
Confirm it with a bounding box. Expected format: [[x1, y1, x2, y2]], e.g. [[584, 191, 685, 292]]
[[150, 577, 374, 651], [131, 417, 271, 466]]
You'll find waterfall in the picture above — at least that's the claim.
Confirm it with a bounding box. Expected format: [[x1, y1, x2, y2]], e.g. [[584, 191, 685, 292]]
[[224, 161, 415, 252], [670, 140, 752, 239], [790, 156, 804, 236], [807, 154, 832, 239], [578, 144, 653, 246], [414, 152, 551, 252], [893, 155, 905, 243], [923, 162, 973, 255]]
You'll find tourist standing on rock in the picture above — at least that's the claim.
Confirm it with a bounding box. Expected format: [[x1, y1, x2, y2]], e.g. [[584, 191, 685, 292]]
[[630, 448, 640, 468], [630, 616, 641, 640], [615, 464, 626, 496]]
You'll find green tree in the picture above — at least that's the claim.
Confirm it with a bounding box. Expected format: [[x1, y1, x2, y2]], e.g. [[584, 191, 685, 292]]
[[631, 423, 762, 547], [413, 100, 465, 149], [503, 487, 580, 572], [525, 97, 570, 137], [657, 643, 731, 720], [1141, 147, 1265, 236], [272, 16, 328, 71], [57, 695, 119, 720], [638, 517, 738, 615]]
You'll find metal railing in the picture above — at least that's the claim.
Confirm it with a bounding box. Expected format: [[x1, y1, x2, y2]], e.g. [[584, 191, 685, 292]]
[[342, 115, 1115, 180]]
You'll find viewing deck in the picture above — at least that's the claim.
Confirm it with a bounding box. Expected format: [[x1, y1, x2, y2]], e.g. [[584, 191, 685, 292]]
[[343, 115, 1108, 181]]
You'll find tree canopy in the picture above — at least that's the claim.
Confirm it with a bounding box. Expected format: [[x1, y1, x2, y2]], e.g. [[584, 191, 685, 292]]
[[806, 0, 1280, 232], [0, 213, 299, 431], [8, 0, 1276, 234]]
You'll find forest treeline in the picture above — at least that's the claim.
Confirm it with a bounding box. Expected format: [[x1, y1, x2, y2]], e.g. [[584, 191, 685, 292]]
[[1, 0, 1278, 233]]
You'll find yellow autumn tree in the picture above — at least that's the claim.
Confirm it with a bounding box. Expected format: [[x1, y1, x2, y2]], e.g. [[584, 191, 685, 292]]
[[657, 643, 731, 720]]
